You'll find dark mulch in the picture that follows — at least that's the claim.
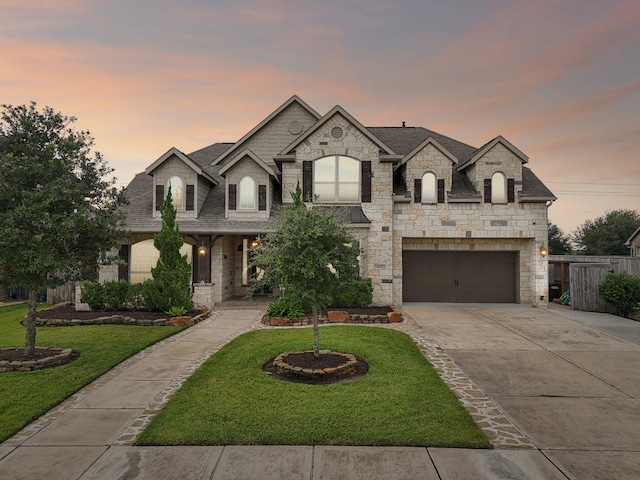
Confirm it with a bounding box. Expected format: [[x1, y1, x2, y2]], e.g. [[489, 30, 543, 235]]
[[0, 347, 79, 365], [321, 306, 393, 315], [263, 352, 369, 385], [34, 304, 203, 320]]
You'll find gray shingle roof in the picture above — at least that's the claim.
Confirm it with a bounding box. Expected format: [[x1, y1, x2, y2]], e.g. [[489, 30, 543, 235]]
[[368, 127, 477, 161], [520, 167, 556, 201]]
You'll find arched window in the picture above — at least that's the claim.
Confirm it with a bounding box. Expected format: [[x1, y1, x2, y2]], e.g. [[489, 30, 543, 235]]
[[421, 172, 437, 203], [239, 176, 256, 209], [167, 176, 183, 209], [491, 172, 507, 203], [313, 155, 359, 202]]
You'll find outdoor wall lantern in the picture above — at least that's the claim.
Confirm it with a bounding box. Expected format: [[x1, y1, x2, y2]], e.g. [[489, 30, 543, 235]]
[[539, 245, 548, 257], [197, 244, 207, 257], [250, 239, 260, 248]]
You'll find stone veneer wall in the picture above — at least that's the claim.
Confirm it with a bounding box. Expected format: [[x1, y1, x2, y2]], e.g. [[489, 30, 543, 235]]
[[192, 283, 215, 309], [211, 235, 237, 303], [404, 143, 453, 198], [466, 143, 523, 195], [393, 201, 549, 306], [225, 156, 270, 220], [289, 113, 395, 306]]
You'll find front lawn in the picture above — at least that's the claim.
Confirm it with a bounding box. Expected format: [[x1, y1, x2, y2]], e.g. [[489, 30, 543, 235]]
[[137, 326, 489, 447], [0, 303, 183, 442]]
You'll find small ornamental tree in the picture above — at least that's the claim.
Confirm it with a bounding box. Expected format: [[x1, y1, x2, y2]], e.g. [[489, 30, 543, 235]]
[[144, 187, 192, 312], [599, 272, 640, 318], [250, 184, 364, 357], [0, 103, 128, 356]]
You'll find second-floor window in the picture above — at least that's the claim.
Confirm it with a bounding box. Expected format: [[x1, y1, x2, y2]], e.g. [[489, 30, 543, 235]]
[[491, 172, 507, 203], [239, 176, 256, 210], [313, 155, 359, 202], [421, 172, 437, 203], [167, 176, 183, 209]]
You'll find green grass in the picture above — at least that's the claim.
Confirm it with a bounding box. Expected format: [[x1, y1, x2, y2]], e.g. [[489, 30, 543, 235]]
[[0, 303, 183, 442], [137, 326, 489, 448]]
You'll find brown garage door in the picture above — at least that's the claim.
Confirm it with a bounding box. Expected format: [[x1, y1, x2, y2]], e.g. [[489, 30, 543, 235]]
[[402, 251, 517, 303]]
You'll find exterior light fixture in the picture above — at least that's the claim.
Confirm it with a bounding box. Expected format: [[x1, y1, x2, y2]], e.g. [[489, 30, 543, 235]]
[[250, 239, 260, 248], [539, 245, 548, 257], [197, 245, 207, 257]]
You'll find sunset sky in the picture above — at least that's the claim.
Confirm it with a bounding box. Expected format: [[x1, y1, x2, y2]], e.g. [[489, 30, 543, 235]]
[[2, 0, 639, 235]]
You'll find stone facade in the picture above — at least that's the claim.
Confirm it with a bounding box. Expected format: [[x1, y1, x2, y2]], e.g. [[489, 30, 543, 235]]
[[114, 95, 555, 309]]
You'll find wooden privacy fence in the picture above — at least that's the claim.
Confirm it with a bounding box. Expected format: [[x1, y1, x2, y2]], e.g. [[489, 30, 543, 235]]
[[553, 256, 640, 312], [47, 282, 76, 304]]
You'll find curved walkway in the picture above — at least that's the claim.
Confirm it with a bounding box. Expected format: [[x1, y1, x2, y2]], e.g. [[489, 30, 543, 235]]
[[1, 304, 639, 479]]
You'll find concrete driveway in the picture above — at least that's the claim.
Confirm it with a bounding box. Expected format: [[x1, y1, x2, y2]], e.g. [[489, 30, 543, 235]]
[[402, 303, 640, 480]]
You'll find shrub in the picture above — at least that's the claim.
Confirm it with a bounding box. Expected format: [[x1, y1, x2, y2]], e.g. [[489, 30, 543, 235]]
[[600, 272, 640, 318], [165, 306, 187, 317], [141, 278, 192, 313], [102, 280, 131, 310], [330, 277, 373, 308], [80, 281, 104, 310], [267, 298, 305, 319]]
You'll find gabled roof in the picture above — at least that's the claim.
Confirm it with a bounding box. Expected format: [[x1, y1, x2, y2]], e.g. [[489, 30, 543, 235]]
[[368, 127, 477, 161], [457, 135, 528, 171], [211, 95, 321, 166], [144, 147, 218, 185], [279, 105, 396, 156], [218, 148, 279, 181], [625, 226, 640, 246], [398, 136, 458, 167], [519, 167, 557, 202]]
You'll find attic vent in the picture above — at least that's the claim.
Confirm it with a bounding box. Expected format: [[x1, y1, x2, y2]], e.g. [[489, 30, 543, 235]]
[[288, 120, 303, 135], [331, 126, 344, 139]]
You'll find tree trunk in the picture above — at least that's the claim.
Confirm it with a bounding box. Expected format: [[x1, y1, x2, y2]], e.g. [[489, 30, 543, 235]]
[[312, 304, 320, 358], [24, 287, 38, 357]]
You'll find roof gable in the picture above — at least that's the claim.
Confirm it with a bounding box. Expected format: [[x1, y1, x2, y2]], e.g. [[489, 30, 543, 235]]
[[279, 105, 396, 156], [457, 136, 528, 172], [211, 95, 321, 166], [145, 147, 218, 185], [218, 149, 278, 181], [398, 136, 458, 168], [625, 226, 640, 246]]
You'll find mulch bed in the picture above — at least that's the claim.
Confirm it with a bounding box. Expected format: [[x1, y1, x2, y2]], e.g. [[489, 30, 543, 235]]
[[263, 352, 369, 385], [35, 303, 203, 321]]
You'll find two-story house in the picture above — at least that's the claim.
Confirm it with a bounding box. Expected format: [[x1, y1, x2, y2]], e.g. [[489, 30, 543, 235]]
[[101, 95, 556, 308]]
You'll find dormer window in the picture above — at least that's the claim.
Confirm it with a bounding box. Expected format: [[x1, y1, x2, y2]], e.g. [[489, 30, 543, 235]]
[[167, 176, 184, 209], [421, 172, 437, 203], [239, 176, 256, 210], [313, 155, 359, 202], [491, 172, 507, 203]]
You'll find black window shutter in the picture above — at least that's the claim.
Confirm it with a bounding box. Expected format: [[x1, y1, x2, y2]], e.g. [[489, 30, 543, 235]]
[[258, 184, 267, 210], [302, 161, 313, 202], [228, 184, 237, 210], [361, 161, 372, 203], [484, 179, 491, 203], [155, 184, 164, 211], [437, 179, 445, 203], [507, 179, 515, 203], [414, 179, 422, 203], [186, 184, 195, 211]]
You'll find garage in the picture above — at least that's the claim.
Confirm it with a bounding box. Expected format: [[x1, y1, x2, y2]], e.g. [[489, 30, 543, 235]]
[[402, 251, 518, 303]]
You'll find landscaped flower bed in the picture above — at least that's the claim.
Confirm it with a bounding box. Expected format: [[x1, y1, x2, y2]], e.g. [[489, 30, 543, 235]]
[[262, 306, 402, 326]]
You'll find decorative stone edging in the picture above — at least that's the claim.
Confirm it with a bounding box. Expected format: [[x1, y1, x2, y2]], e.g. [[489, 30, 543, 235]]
[[262, 310, 402, 326], [273, 350, 358, 377], [0, 347, 78, 373], [24, 308, 211, 328]]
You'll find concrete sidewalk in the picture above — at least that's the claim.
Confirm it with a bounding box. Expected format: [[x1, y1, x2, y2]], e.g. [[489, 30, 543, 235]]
[[1, 305, 638, 479]]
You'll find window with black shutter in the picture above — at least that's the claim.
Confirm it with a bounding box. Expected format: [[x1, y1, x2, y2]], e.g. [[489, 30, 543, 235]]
[[414, 178, 422, 203], [507, 179, 515, 203], [437, 179, 445, 203], [484, 179, 491, 203], [155, 184, 164, 211], [302, 161, 313, 202], [258, 184, 267, 210], [228, 184, 237, 210], [361, 161, 371, 202], [186, 184, 195, 211]]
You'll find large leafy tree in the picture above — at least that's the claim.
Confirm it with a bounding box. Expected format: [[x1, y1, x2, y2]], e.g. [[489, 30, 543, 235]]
[[572, 209, 640, 256], [548, 222, 572, 255], [0, 103, 128, 356], [250, 185, 362, 357]]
